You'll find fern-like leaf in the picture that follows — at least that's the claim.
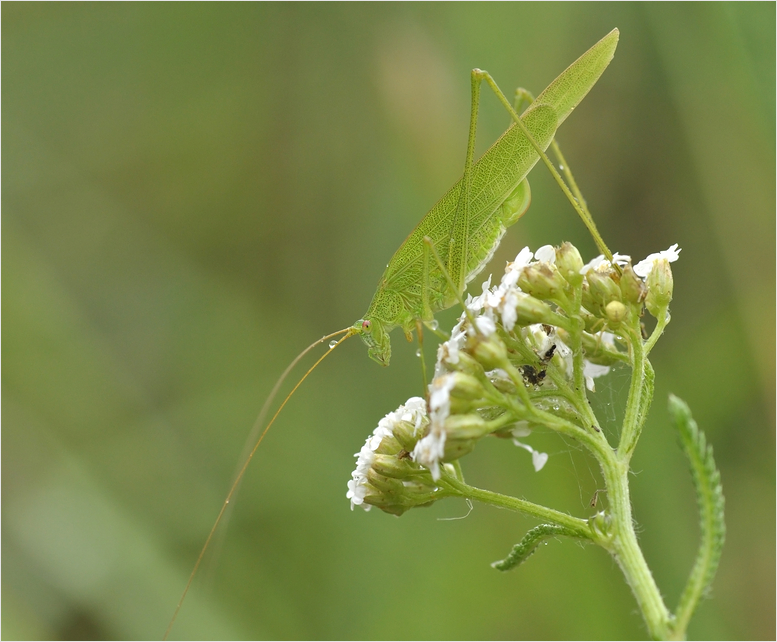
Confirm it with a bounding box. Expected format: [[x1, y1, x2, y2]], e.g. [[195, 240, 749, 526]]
[[669, 394, 725, 634], [492, 524, 581, 572]]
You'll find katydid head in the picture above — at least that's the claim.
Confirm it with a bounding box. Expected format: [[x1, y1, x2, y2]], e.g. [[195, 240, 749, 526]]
[[353, 317, 391, 366]]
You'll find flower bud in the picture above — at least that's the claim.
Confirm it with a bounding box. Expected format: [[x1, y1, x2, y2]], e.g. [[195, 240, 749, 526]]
[[518, 263, 569, 306], [390, 422, 419, 452], [366, 468, 404, 493], [443, 439, 478, 461], [645, 258, 674, 317], [469, 334, 508, 370], [511, 292, 557, 326], [619, 264, 646, 305], [444, 413, 489, 440], [555, 242, 585, 287], [448, 372, 485, 401], [586, 269, 622, 308], [363, 482, 436, 516], [454, 351, 487, 377], [370, 453, 415, 479], [374, 433, 403, 456], [605, 301, 628, 325]]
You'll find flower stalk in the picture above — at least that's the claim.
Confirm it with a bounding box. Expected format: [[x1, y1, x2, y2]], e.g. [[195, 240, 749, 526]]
[[346, 242, 723, 640]]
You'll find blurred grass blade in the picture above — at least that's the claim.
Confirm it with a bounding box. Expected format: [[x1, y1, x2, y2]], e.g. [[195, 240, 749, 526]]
[[669, 394, 726, 635]]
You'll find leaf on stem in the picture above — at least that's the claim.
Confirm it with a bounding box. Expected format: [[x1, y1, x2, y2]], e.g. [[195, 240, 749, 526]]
[[668, 394, 725, 634], [491, 523, 582, 572]]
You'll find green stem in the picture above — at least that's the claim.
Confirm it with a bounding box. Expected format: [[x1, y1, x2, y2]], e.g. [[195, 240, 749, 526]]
[[644, 309, 670, 356], [600, 452, 674, 639], [442, 476, 593, 540], [619, 323, 648, 460]]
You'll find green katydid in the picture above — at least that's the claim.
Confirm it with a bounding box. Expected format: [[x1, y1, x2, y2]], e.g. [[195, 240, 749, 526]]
[[354, 28, 619, 365], [165, 28, 619, 638]]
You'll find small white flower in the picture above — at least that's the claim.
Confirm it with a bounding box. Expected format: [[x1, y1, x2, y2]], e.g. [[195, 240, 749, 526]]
[[526, 323, 555, 354], [512, 439, 549, 472], [583, 361, 611, 392], [579, 254, 606, 275], [634, 244, 681, 279], [580, 252, 631, 275], [429, 375, 455, 427], [435, 320, 467, 377], [512, 246, 535, 269], [534, 245, 556, 264], [499, 288, 521, 331], [510, 421, 531, 438], [612, 252, 632, 267], [466, 275, 492, 312], [412, 427, 446, 480], [474, 315, 496, 337]]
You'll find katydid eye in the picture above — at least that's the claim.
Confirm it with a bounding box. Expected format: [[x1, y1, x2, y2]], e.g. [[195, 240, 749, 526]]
[[362, 320, 371, 332]]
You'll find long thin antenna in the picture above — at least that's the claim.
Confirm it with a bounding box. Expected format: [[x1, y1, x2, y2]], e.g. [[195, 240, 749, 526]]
[[206, 327, 353, 575], [164, 327, 354, 640]]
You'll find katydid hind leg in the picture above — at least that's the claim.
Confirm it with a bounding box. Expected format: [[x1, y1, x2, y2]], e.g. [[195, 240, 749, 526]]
[[475, 69, 613, 260], [513, 86, 591, 225], [415, 318, 429, 389], [417, 68, 488, 336], [447, 69, 486, 294]]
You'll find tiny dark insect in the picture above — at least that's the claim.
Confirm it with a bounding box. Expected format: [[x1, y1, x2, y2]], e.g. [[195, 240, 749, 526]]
[[522, 343, 557, 386], [522, 365, 547, 386], [541, 344, 557, 364]]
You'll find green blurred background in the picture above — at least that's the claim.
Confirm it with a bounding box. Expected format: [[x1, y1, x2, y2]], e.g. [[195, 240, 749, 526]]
[[3, 3, 774, 640]]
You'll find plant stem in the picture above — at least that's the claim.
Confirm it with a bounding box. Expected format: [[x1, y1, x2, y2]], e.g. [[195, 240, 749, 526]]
[[590, 314, 673, 638], [599, 451, 674, 639], [442, 476, 592, 540]]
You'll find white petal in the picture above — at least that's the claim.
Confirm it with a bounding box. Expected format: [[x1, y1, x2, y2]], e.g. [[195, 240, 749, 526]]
[[579, 254, 605, 275], [513, 246, 534, 268], [474, 315, 496, 337], [535, 245, 556, 263], [531, 450, 549, 472]]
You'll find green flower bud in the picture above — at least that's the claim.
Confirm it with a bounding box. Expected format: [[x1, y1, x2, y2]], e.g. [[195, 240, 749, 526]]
[[586, 269, 622, 308], [470, 334, 508, 370], [518, 262, 565, 299], [448, 396, 478, 415], [581, 282, 605, 318], [443, 437, 478, 461], [391, 421, 421, 452], [370, 453, 416, 480], [513, 292, 558, 326], [619, 264, 646, 305], [454, 351, 487, 377], [363, 486, 435, 517], [605, 300, 628, 325], [374, 433, 403, 456], [555, 242, 585, 287], [444, 413, 489, 440], [449, 372, 486, 401], [366, 468, 404, 493], [645, 258, 674, 317]]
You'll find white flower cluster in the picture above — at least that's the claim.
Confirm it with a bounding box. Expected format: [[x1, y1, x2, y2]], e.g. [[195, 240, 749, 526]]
[[348, 243, 681, 512], [346, 397, 427, 510]]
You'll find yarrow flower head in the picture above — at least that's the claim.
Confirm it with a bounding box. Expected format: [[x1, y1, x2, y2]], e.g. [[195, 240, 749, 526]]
[[348, 242, 680, 516]]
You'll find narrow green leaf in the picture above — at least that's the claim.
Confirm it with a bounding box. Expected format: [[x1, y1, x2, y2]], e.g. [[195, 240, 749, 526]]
[[668, 394, 726, 636], [492, 523, 582, 572]]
